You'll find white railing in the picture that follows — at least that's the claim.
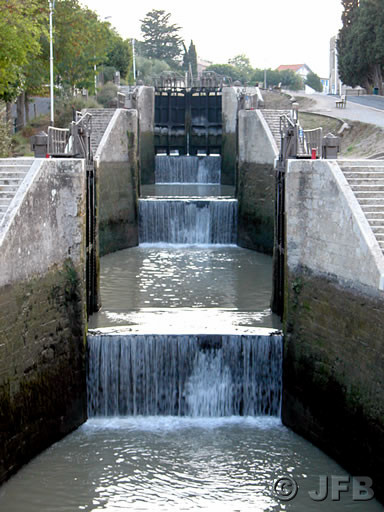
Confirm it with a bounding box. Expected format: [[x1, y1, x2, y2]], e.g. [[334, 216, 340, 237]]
[[47, 126, 69, 155], [303, 127, 323, 158]]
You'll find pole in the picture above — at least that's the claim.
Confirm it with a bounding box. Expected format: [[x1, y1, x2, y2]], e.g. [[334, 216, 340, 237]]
[[49, 1, 54, 126], [264, 69, 267, 90], [132, 38, 136, 82]]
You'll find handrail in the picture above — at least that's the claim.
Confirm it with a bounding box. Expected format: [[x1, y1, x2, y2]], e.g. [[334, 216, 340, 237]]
[[47, 126, 69, 155], [302, 127, 323, 158]]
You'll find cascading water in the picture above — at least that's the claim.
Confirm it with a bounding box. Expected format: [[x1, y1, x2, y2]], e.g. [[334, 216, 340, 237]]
[[139, 199, 237, 244], [141, 155, 236, 244], [155, 155, 221, 184], [87, 333, 283, 417]]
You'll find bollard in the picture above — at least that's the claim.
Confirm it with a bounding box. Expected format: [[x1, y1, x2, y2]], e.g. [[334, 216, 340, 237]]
[[311, 148, 317, 160], [30, 131, 48, 158]]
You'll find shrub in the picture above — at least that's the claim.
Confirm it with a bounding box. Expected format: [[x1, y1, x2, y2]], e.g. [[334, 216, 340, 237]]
[[0, 113, 12, 157], [96, 82, 118, 108]]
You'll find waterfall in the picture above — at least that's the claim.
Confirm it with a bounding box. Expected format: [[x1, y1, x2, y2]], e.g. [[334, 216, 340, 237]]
[[87, 334, 283, 417], [155, 155, 221, 184], [139, 199, 238, 244]]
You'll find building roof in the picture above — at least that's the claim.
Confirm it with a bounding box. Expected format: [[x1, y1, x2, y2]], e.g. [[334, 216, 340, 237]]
[[277, 64, 311, 73]]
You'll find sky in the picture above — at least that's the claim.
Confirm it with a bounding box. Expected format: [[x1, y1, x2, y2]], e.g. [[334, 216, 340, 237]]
[[81, 0, 343, 78]]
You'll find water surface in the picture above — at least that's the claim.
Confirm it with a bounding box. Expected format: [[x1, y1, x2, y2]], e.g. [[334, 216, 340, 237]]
[[0, 417, 380, 512], [89, 246, 280, 331]]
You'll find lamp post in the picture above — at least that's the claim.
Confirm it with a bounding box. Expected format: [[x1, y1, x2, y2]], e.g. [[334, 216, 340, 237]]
[[132, 39, 136, 83], [49, 0, 55, 126]]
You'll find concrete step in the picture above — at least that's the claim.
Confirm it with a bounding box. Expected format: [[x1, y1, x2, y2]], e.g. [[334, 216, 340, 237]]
[[372, 233, 384, 241], [0, 198, 11, 206], [0, 184, 19, 192], [350, 184, 384, 192], [352, 191, 384, 198], [0, 191, 18, 199], [361, 205, 384, 212], [348, 179, 384, 186], [344, 172, 384, 179], [0, 159, 34, 166], [0, 178, 25, 186], [0, 166, 30, 173], [364, 212, 384, 219], [369, 221, 384, 227]]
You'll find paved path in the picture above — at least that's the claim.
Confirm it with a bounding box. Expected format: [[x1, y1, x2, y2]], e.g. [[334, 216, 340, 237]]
[[298, 93, 384, 128], [347, 95, 384, 111]]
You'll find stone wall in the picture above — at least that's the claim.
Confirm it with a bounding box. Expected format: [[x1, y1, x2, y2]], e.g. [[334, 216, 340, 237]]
[[136, 87, 155, 185], [95, 109, 139, 256], [283, 159, 384, 501], [221, 87, 238, 186], [0, 159, 87, 484], [237, 109, 278, 253]]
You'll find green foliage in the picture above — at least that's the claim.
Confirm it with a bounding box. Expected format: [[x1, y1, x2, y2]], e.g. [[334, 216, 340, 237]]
[[136, 56, 171, 85], [0, 112, 12, 157], [0, 0, 47, 98], [338, 0, 384, 93], [104, 33, 132, 79], [305, 71, 323, 92], [53, 0, 111, 93], [96, 82, 118, 107], [140, 9, 183, 66], [228, 54, 253, 82], [207, 60, 304, 90], [54, 95, 100, 129], [206, 64, 240, 82], [183, 40, 198, 77]]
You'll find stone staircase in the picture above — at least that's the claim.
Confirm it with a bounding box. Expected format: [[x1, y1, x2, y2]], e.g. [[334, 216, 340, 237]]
[[0, 159, 34, 224], [340, 160, 384, 252], [260, 110, 291, 152], [85, 109, 116, 155]]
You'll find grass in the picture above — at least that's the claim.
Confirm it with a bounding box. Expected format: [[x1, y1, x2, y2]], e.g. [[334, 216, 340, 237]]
[[298, 112, 342, 134]]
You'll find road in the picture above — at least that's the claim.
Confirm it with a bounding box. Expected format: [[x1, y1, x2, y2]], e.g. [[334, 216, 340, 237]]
[[347, 95, 384, 111], [298, 93, 384, 128]]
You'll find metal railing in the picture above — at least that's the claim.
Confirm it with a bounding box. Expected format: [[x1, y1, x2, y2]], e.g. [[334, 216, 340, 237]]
[[279, 114, 298, 161], [47, 126, 69, 155], [302, 127, 323, 158]]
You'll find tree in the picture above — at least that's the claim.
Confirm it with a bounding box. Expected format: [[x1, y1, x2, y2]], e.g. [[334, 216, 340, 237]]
[[53, 0, 111, 93], [183, 40, 198, 77], [104, 32, 132, 79], [0, 0, 47, 101], [205, 63, 241, 82], [140, 9, 183, 66], [228, 54, 253, 83], [305, 71, 323, 92], [338, 0, 384, 94], [135, 56, 171, 85]]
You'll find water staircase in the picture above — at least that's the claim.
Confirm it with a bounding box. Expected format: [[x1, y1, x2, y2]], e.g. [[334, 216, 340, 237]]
[[88, 154, 283, 419]]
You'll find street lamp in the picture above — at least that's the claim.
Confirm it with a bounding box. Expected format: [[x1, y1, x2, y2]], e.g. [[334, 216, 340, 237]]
[[49, 0, 55, 126], [132, 39, 136, 82]]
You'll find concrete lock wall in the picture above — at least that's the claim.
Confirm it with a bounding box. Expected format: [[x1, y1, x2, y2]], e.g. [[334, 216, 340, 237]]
[[95, 109, 139, 256], [0, 159, 87, 484], [221, 87, 238, 186], [136, 86, 155, 185], [283, 159, 384, 500], [237, 109, 278, 253]]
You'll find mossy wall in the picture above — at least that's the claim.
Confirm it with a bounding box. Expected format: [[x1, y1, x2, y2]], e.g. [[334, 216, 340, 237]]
[[98, 162, 139, 256], [283, 267, 384, 502], [95, 110, 139, 256], [0, 158, 87, 484], [237, 162, 275, 253], [0, 263, 87, 483], [139, 131, 155, 185]]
